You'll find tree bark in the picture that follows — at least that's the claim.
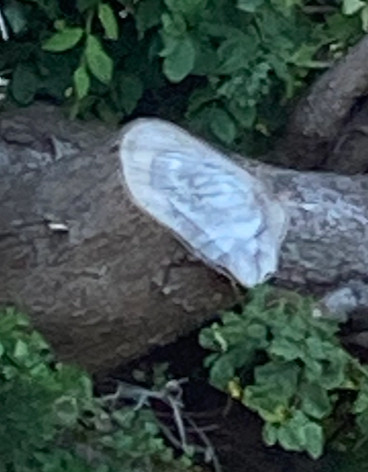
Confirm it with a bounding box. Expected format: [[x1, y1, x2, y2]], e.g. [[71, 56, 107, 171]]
[[1, 103, 368, 373], [280, 35, 368, 172]]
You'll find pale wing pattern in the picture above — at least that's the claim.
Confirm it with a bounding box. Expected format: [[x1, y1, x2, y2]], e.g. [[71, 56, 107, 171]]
[[119, 119, 287, 287]]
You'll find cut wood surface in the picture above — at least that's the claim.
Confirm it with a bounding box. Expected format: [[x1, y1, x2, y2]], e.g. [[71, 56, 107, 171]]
[[1, 104, 368, 372]]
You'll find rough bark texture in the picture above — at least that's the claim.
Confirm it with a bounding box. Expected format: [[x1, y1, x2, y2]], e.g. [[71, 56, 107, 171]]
[[280, 35, 368, 171], [1, 104, 368, 372]]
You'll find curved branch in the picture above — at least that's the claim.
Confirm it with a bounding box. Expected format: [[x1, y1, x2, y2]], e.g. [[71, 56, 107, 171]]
[[281, 35, 368, 169]]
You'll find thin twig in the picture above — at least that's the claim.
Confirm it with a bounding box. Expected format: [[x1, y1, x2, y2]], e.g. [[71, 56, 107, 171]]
[[102, 379, 222, 472], [186, 416, 222, 472]]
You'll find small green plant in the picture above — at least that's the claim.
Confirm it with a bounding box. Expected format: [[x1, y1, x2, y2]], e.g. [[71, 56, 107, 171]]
[[199, 286, 368, 459], [0, 306, 197, 472]]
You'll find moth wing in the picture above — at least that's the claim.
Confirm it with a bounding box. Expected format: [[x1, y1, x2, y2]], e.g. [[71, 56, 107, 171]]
[[119, 119, 287, 287]]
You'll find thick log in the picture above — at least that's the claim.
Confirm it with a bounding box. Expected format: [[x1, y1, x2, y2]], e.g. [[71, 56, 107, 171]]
[[1, 104, 368, 372]]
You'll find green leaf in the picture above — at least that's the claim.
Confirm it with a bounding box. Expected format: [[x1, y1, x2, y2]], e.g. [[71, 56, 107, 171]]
[[263, 423, 278, 445], [277, 412, 324, 458], [269, 337, 304, 361], [85, 35, 113, 84], [354, 385, 368, 414], [161, 36, 196, 82], [98, 3, 119, 40], [209, 356, 236, 389], [116, 74, 144, 114], [357, 408, 368, 435], [14, 339, 29, 359], [244, 384, 290, 423], [209, 108, 236, 144], [246, 323, 267, 340], [228, 102, 257, 129], [11, 63, 38, 105], [305, 336, 330, 360], [77, 0, 99, 12], [96, 100, 121, 124], [276, 411, 307, 452], [162, 12, 187, 37], [254, 361, 299, 397], [53, 396, 79, 426], [217, 32, 259, 74], [343, 0, 365, 15], [303, 422, 324, 459], [42, 27, 84, 52], [164, 0, 207, 16], [73, 65, 90, 99], [3, 1, 27, 34], [237, 0, 264, 13], [361, 5, 368, 31], [300, 383, 332, 419], [318, 352, 348, 389], [135, 0, 162, 38], [187, 87, 217, 116]]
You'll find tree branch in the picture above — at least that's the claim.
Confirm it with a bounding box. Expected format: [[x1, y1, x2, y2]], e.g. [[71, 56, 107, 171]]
[[281, 35, 368, 169]]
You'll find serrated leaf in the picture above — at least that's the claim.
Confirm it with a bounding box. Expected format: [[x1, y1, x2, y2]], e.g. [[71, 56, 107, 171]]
[[98, 3, 119, 40], [343, 0, 365, 15], [42, 27, 84, 52], [73, 65, 90, 99], [162, 36, 196, 82], [11, 63, 37, 105], [209, 108, 236, 144], [85, 35, 113, 84]]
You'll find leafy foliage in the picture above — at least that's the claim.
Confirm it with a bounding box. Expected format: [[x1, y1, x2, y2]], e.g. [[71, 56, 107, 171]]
[[0, 306, 196, 472], [199, 286, 368, 459], [0, 0, 365, 152]]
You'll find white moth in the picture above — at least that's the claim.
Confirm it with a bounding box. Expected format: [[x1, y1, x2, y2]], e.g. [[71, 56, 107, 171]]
[[119, 118, 288, 287]]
